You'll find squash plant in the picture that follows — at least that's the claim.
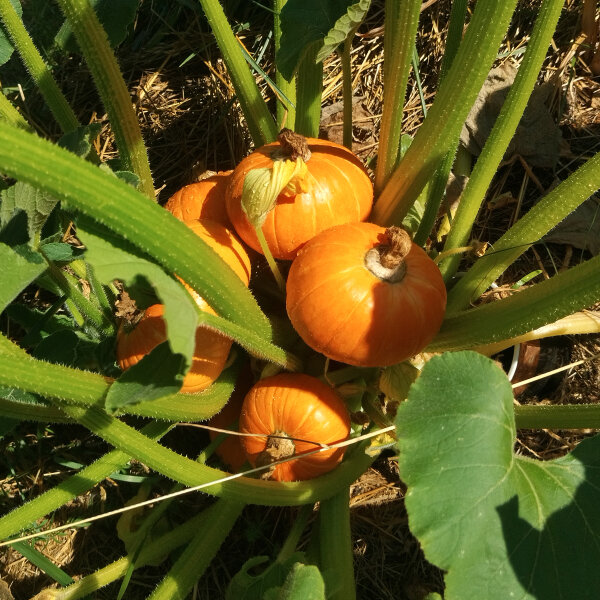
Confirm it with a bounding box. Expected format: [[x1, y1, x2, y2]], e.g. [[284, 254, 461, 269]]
[[1, 0, 600, 598]]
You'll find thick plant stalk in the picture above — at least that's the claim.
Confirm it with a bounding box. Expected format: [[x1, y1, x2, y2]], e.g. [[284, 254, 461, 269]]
[[198, 0, 278, 146], [515, 404, 600, 429], [147, 500, 244, 600], [373, 0, 421, 195], [0, 122, 272, 340], [0, 89, 34, 132], [372, 0, 519, 225], [56, 401, 376, 507], [0, 398, 71, 422], [0, 0, 79, 133], [274, 0, 296, 129], [439, 0, 565, 283], [428, 252, 600, 352], [474, 311, 600, 356], [56, 0, 155, 199], [318, 488, 355, 600], [294, 42, 323, 138], [445, 149, 600, 313], [0, 421, 171, 542]]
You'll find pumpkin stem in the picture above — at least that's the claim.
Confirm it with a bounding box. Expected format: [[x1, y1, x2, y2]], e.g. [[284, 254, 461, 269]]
[[256, 430, 296, 479], [364, 226, 412, 283], [277, 128, 312, 162]]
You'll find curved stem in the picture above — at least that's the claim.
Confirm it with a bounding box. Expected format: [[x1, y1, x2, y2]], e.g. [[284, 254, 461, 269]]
[[274, 0, 296, 130], [0, 88, 33, 132], [256, 225, 286, 293], [56, 0, 154, 199], [0, 0, 79, 133], [295, 42, 323, 138], [515, 404, 600, 429], [439, 0, 566, 284]]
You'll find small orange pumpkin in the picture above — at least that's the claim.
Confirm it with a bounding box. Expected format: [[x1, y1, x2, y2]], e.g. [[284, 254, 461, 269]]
[[226, 131, 373, 260], [164, 171, 232, 226], [286, 223, 447, 367], [239, 373, 351, 481], [116, 303, 232, 393]]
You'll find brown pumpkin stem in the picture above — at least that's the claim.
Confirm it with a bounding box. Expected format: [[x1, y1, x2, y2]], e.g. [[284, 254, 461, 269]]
[[364, 226, 412, 283], [256, 430, 296, 479], [277, 128, 312, 162]]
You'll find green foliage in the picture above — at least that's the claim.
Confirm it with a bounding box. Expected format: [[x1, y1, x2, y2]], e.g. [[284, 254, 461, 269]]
[[58, 123, 102, 158], [0, 0, 21, 65], [277, 0, 369, 79], [55, 0, 139, 52], [397, 352, 600, 599], [266, 563, 326, 600], [0, 243, 45, 312]]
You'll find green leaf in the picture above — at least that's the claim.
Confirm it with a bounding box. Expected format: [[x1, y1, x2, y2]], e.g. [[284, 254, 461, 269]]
[[32, 329, 80, 365], [315, 0, 371, 64], [57, 123, 102, 158], [77, 218, 198, 369], [0, 0, 21, 65], [0, 243, 46, 312], [266, 562, 326, 600], [39, 241, 84, 262], [105, 342, 187, 412], [55, 0, 138, 51], [277, 0, 365, 79], [379, 362, 419, 402], [396, 351, 600, 599], [0, 182, 59, 244], [226, 553, 307, 600]]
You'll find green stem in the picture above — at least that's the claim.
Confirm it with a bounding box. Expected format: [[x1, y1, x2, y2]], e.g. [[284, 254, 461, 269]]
[[439, 0, 566, 285], [373, 0, 421, 195], [44, 259, 112, 335], [148, 499, 244, 600], [514, 404, 600, 429], [34, 505, 220, 600], [57, 401, 375, 506], [318, 488, 355, 600], [295, 42, 323, 138], [56, 0, 154, 199], [0, 335, 238, 421], [0, 88, 33, 132], [0, 123, 272, 340], [372, 0, 519, 225], [198, 0, 278, 146], [274, 0, 296, 130], [445, 150, 600, 313], [438, 0, 469, 82], [0, 0, 79, 133], [276, 504, 313, 564], [429, 253, 600, 352], [0, 398, 71, 423], [0, 420, 171, 542], [341, 32, 356, 150], [255, 225, 286, 294]]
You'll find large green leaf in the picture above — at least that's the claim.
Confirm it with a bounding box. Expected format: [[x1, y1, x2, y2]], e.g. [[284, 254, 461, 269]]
[[277, 0, 368, 79], [0, 243, 46, 313], [396, 351, 600, 599]]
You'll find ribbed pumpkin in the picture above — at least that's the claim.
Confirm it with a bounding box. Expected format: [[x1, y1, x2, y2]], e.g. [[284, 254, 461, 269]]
[[226, 131, 373, 260], [239, 373, 351, 481], [286, 222, 447, 367], [164, 171, 232, 226], [116, 302, 232, 393], [116, 217, 251, 393], [184, 218, 251, 286]]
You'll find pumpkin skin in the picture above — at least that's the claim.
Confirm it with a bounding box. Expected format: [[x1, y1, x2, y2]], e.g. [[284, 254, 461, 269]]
[[184, 218, 251, 286], [116, 303, 232, 394], [286, 222, 447, 367], [239, 373, 351, 481], [164, 171, 232, 226], [226, 138, 373, 260]]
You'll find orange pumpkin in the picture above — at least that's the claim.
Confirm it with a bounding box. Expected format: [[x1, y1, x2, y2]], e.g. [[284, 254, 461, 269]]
[[116, 303, 232, 393], [164, 171, 232, 226], [286, 223, 447, 367], [239, 373, 351, 481], [184, 218, 251, 286], [226, 132, 373, 260]]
